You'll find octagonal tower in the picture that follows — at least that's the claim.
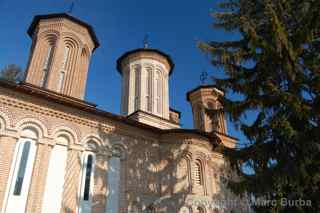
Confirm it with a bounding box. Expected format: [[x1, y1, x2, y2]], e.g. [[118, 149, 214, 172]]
[[25, 13, 99, 99], [117, 48, 179, 129], [187, 85, 227, 134]]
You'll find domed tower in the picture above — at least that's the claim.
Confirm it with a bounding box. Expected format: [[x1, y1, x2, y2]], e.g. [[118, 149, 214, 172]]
[[25, 13, 99, 99], [117, 48, 180, 129], [187, 85, 227, 134]]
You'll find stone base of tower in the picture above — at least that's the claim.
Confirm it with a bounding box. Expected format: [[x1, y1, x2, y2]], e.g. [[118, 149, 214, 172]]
[[127, 110, 180, 129]]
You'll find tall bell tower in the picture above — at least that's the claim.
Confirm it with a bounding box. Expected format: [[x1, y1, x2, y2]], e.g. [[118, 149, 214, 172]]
[[25, 13, 99, 99]]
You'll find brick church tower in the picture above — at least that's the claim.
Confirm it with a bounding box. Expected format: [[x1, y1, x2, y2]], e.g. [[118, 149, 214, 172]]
[[187, 85, 227, 134], [25, 13, 99, 99]]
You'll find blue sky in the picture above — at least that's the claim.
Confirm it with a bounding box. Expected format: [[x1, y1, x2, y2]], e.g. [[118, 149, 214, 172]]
[[0, 0, 250, 144]]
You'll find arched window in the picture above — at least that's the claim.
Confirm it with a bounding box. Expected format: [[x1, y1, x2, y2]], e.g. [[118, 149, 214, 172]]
[[62, 46, 70, 70], [13, 141, 31, 195], [175, 158, 190, 193], [41, 37, 56, 87], [194, 160, 203, 186], [146, 67, 152, 112], [57, 46, 70, 92], [43, 46, 54, 73], [155, 70, 162, 115], [207, 102, 214, 132], [79, 48, 89, 97], [57, 72, 65, 92], [83, 155, 93, 200], [5, 138, 37, 213], [79, 153, 96, 213], [134, 66, 141, 111], [197, 105, 204, 130]]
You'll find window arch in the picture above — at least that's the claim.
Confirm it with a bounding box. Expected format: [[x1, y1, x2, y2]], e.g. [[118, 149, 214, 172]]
[[4, 138, 37, 213], [175, 157, 190, 193], [194, 159, 204, 186], [196, 105, 204, 130], [57, 37, 79, 93], [145, 67, 153, 112], [155, 70, 162, 115], [78, 47, 90, 96], [79, 152, 96, 213], [13, 141, 31, 195], [134, 65, 141, 111], [57, 46, 70, 92], [41, 35, 57, 87], [207, 102, 215, 132]]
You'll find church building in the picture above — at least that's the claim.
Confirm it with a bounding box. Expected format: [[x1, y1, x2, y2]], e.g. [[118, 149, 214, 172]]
[[0, 13, 250, 213]]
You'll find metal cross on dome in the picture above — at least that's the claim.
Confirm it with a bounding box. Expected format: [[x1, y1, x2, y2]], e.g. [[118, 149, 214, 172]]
[[143, 34, 150, 49], [67, 1, 75, 14], [200, 70, 208, 85]]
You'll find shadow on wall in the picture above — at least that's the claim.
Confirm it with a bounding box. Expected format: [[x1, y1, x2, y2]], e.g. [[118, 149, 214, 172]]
[[58, 122, 244, 213], [97, 122, 198, 212]]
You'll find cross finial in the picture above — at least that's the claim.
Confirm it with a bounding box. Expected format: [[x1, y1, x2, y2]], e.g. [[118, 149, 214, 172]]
[[67, 1, 75, 14], [200, 70, 208, 85], [143, 34, 149, 49]]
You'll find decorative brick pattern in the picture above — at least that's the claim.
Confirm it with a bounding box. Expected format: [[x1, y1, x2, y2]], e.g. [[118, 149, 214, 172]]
[[0, 136, 17, 212], [92, 154, 108, 213], [60, 149, 81, 213], [25, 16, 95, 100], [26, 144, 52, 213]]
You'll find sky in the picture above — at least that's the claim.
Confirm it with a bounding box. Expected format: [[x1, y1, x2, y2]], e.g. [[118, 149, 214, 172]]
[[0, 0, 250, 144]]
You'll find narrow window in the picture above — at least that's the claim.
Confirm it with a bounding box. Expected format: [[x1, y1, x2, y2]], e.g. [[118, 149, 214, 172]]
[[146, 68, 152, 112], [134, 67, 140, 111], [41, 45, 54, 87], [57, 72, 65, 92], [43, 46, 53, 71], [207, 102, 214, 132], [197, 106, 204, 130], [13, 141, 31, 195], [195, 160, 203, 186], [56, 46, 70, 93], [83, 155, 93, 201], [5, 138, 37, 213], [79, 153, 95, 213], [155, 71, 162, 115], [62, 46, 70, 70]]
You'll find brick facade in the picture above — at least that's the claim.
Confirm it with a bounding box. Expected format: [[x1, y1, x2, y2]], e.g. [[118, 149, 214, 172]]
[[0, 12, 250, 213], [0, 84, 250, 212]]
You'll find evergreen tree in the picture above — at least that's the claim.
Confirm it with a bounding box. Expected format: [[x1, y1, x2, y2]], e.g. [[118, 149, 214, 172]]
[[0, 64, 23, 82], [199, 0, 320, 212]]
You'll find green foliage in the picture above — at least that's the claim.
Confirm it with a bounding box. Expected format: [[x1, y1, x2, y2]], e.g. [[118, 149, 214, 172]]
[[0, 64, 24, 82], [200, 0, 320, 212]]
